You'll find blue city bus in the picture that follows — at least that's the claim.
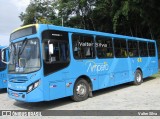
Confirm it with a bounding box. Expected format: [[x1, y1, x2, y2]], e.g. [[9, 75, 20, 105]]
[[0, 46, 8, 89], [7, 24, 158, 102]]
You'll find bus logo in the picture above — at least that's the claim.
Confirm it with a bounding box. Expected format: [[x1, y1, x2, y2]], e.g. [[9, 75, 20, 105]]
[[137, 58, 142, 62], [85, 61, 109, 73]]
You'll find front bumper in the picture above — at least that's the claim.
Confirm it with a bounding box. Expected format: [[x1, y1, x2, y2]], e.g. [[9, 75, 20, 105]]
[[8, 88, 44, 102]]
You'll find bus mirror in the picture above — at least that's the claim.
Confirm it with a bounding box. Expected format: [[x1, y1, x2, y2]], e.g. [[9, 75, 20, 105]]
[[1, 47, 9, 64], [49, 44, 54, 55], [1, 50, 5, 62]]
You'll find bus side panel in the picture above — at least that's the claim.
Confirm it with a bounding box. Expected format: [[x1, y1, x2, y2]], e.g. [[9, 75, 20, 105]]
[[0, 48, 8, 89], [147, 56, 158, 76], [98, 74, 113, 89], [128, 58, 138, 82], [148, 41, 159, 75], [148, 42, 158, 75], [65, 78, 74, 96], [49, 81, 66, 100], [138, 57, 153, 78], [72, 60, 100, 91], [46, 71, 71, 100], [0, 71, 7, 89], [97, 59, 114, 89], [112, 58, 130, 85]]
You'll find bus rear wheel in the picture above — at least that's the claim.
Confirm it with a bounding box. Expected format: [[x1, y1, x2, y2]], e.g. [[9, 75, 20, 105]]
[[134, 70, 143, 85], [71, 79, 89, 102]]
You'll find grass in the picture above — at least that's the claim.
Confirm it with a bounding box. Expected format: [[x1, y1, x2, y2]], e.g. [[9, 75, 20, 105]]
[[152, 71, 160, 78]]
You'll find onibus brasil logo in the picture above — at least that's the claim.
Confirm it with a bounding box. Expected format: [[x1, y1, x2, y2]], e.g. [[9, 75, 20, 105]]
[[85, 61, 109, 73]]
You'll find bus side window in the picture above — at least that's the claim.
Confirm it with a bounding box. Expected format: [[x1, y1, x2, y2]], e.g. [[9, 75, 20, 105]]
[[139, 41, 148, 57], [96, 36, 113, 58], [47, 42, 69, 63], [114, 39, 128, 58], [148, 42, 156, 57], [128, 40, 139, 57], [72, 34, 95, 59]]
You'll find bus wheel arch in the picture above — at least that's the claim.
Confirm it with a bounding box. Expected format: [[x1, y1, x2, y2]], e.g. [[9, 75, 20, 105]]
[[71, 75, 93, 102], [134, 68, 143, 85]]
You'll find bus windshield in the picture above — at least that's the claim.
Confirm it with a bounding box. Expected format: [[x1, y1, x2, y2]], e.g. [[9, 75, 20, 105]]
[[8, 38, 40, 74], [0, 49, 6, 71]]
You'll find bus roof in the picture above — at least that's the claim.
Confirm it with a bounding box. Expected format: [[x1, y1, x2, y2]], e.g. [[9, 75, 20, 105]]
[[11, 24, 155, 42], [46, 24, 155, 42]]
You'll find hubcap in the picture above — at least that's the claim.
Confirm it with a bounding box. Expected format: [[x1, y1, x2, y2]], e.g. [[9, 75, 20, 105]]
[[136, 73, 141, 82], [76, 83, 86, 97]]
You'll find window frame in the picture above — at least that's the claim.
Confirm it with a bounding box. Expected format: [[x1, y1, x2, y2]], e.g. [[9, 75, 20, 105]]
[[148, 42, 156, 57], [127, 40, 139, 57], [96, 36, 114, 59], [72, 33, 95, 60], [114, 38, 128, 58], [42, 30, 70, 76], [139, 41, 148, 57]]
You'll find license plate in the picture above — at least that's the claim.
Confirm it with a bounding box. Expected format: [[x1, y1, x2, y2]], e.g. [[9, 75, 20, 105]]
[[13, 93, 19, 97]]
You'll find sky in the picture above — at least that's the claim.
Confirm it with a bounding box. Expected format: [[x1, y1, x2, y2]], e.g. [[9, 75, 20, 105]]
[[0, 0, 30, 46]]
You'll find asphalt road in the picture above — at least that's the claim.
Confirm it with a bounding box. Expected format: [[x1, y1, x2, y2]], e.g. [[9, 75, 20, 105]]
[[0, 75, 160, 119]]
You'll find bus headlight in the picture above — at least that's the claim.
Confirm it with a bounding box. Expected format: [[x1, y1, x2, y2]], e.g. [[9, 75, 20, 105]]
[[34, 80, 39, 88], [28, 85, 33, 93], [27, 80, 40, 93]]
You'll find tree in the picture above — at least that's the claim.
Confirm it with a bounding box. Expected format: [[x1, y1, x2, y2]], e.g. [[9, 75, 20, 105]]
[[54, 0, 96, 29], [20, 0, 160, 41], [19, 0, 60, 25], [19, 0, 160, 57]]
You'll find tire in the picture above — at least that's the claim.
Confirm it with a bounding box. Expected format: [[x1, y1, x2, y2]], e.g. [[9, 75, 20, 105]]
[[71, 79, 89, 102], [134, 70, 143, 85]]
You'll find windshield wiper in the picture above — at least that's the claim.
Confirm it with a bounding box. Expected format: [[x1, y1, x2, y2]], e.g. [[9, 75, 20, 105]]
[[10, 43, 16, 55], [18, 38, 28, 56]]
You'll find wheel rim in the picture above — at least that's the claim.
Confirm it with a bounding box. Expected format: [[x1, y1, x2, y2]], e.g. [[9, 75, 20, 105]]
[[136, 73, 141, 82], [76, 83, 87, 97]]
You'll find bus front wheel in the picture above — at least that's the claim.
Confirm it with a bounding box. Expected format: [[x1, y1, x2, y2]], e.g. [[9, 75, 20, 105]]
[[71, 79, 89, 102], [134, 70, 143, 85]]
